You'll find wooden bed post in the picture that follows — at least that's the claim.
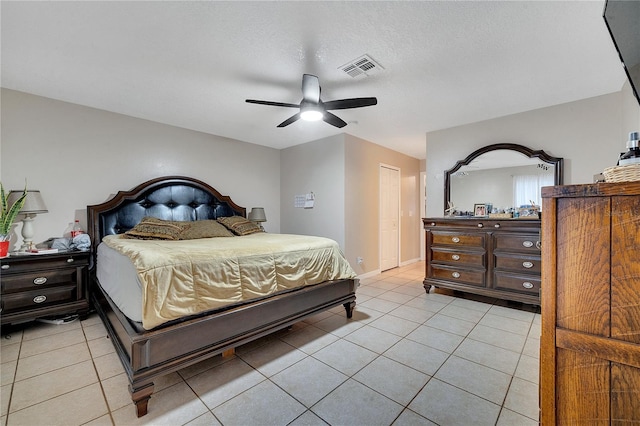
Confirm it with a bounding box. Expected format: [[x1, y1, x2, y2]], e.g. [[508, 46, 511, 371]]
[[130, 382, 154, 418], [344, 301, 355, 318]]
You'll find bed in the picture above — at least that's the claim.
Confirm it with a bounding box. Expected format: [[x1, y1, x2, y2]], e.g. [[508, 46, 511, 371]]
[[87, 176, 358, 417]]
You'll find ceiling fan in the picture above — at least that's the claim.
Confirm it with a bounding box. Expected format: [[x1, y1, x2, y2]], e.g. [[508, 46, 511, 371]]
[[245, 74, 377, 128]]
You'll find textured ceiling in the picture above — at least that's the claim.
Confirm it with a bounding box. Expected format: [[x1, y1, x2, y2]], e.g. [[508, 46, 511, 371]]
[[1, 1, 626, 160]]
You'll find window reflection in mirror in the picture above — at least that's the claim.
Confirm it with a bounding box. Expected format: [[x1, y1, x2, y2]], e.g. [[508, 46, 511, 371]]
[[444, 144, 563, 216]]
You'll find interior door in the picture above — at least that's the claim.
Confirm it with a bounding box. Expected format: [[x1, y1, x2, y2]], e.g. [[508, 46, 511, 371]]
[[380, 164, 400, 271]]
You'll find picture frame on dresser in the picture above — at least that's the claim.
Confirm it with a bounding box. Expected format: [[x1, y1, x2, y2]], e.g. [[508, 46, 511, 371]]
[[473, 203, 487, 217]]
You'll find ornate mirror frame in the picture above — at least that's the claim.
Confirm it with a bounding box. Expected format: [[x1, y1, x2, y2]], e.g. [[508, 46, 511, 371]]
[[444, 143, 564, 215]]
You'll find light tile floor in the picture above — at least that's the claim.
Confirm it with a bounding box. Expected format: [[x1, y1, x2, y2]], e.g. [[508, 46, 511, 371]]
[[1, 261, 541, 425]]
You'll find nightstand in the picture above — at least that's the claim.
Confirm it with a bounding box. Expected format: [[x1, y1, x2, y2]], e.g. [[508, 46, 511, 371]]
[[0, 251, 90, 325]]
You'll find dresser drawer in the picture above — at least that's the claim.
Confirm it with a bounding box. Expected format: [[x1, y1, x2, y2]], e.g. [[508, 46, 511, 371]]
[[1, 285, 78, 314], [494, 253, 541, 274], [1, 268, 80, 293], [431, 248, 485, 267], [493, 234, 540, 253], [494, 272, 541, 295], [431, 232, 485, 248], [429, 265, 485, 287]]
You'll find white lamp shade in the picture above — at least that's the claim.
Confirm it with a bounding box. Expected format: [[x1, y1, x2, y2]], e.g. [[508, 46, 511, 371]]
[[8, 190, 48, 214], [248, 207, 266, 222]]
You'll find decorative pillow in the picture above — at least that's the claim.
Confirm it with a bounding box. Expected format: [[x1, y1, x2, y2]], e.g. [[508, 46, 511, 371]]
[[217, 216, 263, 236], [124, 217, 190, 240], [179, 220, 234, 239]]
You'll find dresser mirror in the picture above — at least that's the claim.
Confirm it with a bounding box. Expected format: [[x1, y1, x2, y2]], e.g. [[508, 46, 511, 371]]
[[444, 143, 563, 216]]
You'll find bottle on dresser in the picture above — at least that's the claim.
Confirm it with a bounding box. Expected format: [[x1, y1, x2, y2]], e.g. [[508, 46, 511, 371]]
[[618, 131, 640, 165]]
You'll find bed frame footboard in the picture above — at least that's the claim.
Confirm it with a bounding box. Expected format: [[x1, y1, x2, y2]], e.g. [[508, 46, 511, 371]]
[[91, 276, 357, 417]]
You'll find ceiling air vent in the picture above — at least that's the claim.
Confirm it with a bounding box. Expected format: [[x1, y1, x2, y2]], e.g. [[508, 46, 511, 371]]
[[339, 54, 384, 78]]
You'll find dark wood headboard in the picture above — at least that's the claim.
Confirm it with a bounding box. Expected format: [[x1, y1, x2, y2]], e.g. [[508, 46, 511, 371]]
[[86, 176, 246, 256]]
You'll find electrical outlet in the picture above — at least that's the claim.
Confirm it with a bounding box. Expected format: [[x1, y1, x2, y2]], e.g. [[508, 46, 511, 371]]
[[356, 257, 363, 264]]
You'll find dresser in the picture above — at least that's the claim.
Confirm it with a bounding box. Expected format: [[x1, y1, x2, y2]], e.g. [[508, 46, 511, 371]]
[[540, 182, 640, 424], [423, 217, 541, 304], [0, 251, 90, 325]]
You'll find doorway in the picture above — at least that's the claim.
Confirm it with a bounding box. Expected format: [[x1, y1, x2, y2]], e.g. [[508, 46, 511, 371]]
[[380, 164, 400, 271]]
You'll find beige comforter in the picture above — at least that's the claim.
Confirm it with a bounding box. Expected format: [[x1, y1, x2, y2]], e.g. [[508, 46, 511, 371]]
[[102, 233, 357, 329]]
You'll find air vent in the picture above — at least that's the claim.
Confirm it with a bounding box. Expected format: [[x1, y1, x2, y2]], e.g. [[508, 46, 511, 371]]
[[339, 54, 384, 78]]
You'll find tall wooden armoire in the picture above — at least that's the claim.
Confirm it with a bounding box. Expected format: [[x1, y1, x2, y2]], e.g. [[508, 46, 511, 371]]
[[540, 182, 640, 424]]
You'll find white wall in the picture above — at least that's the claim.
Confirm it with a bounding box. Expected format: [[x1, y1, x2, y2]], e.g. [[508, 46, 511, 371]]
[[425, 90, 639, 217], [1, 89, 281, 251], [280, 134, 346, 247]]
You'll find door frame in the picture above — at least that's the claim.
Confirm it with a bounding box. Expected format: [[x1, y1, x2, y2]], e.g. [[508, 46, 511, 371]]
[[379, 163, 401, 272]]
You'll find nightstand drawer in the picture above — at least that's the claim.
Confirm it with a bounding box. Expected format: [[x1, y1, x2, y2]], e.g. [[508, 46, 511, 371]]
[[2, 268, 79, 293], [1, 285, 77, 314], [0, 254, 87, 274]]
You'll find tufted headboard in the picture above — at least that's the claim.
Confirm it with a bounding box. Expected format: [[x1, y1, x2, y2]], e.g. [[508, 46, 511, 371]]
[[87, 176, 246, 256]]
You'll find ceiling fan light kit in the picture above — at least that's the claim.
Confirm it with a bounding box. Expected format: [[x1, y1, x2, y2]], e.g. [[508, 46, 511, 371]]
[[300, 105, 323, 121], [246, 74, 377, 128]]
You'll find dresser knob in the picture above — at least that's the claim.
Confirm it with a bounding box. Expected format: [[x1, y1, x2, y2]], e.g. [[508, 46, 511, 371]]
[[33, 277, 48, 285], [452, 272, 461, 278], [522, 261, 534, 269], [522, 241, 534, 248], [477, 223, 484, 228], [1, 264, 9, 270], [451, 254, 460, 261], [494, 223, 500, 228], [522, 282, 534, 289], [33, 295, 47, 304], [451, 237, 460, 243], [430, 222, 436, 226], [66, 258, 75, 263]]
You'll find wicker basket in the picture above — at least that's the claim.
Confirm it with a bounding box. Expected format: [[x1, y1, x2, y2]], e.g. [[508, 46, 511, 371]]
[[603, 164, 640, 183]]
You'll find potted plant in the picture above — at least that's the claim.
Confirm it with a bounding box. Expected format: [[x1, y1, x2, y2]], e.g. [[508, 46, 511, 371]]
[[1, 183, 27, 257]]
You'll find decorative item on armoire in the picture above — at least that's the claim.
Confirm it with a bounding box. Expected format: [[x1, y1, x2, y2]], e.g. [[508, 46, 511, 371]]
[[603, 131, 640, 182]]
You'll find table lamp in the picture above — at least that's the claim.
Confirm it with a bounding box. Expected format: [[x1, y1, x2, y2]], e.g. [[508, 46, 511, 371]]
[[8, 190, 48, 252], [248, 207, 266, 231]]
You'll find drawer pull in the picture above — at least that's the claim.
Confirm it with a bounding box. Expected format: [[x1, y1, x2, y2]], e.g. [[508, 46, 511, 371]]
[[522, 282, 534, 289], [430, 222, 435, 226], [477, 223, 484, 228], [451, 254, 460, 261], [522, 261, 534, 269], [451, 237, 460, 243], [33, 295, 47, 304], [66, 258, 75, 263], [522, 241, 534, 248], [33, 277, 48, 285], [494, 223, 500, 228], [1, 264, 9, 270], [452, 272, 461, 278]]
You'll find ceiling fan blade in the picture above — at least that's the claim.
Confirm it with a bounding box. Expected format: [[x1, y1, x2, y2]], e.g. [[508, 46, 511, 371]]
[[277, 113, 301, 127], [323, 97, 377, 111], [301, 74, 320, 104], [246, 99, 300, 108], [322, 112, 347, 128]]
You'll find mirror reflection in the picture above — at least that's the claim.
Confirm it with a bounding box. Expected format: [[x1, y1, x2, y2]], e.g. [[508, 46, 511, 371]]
[[444, 144, 563, 217]]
